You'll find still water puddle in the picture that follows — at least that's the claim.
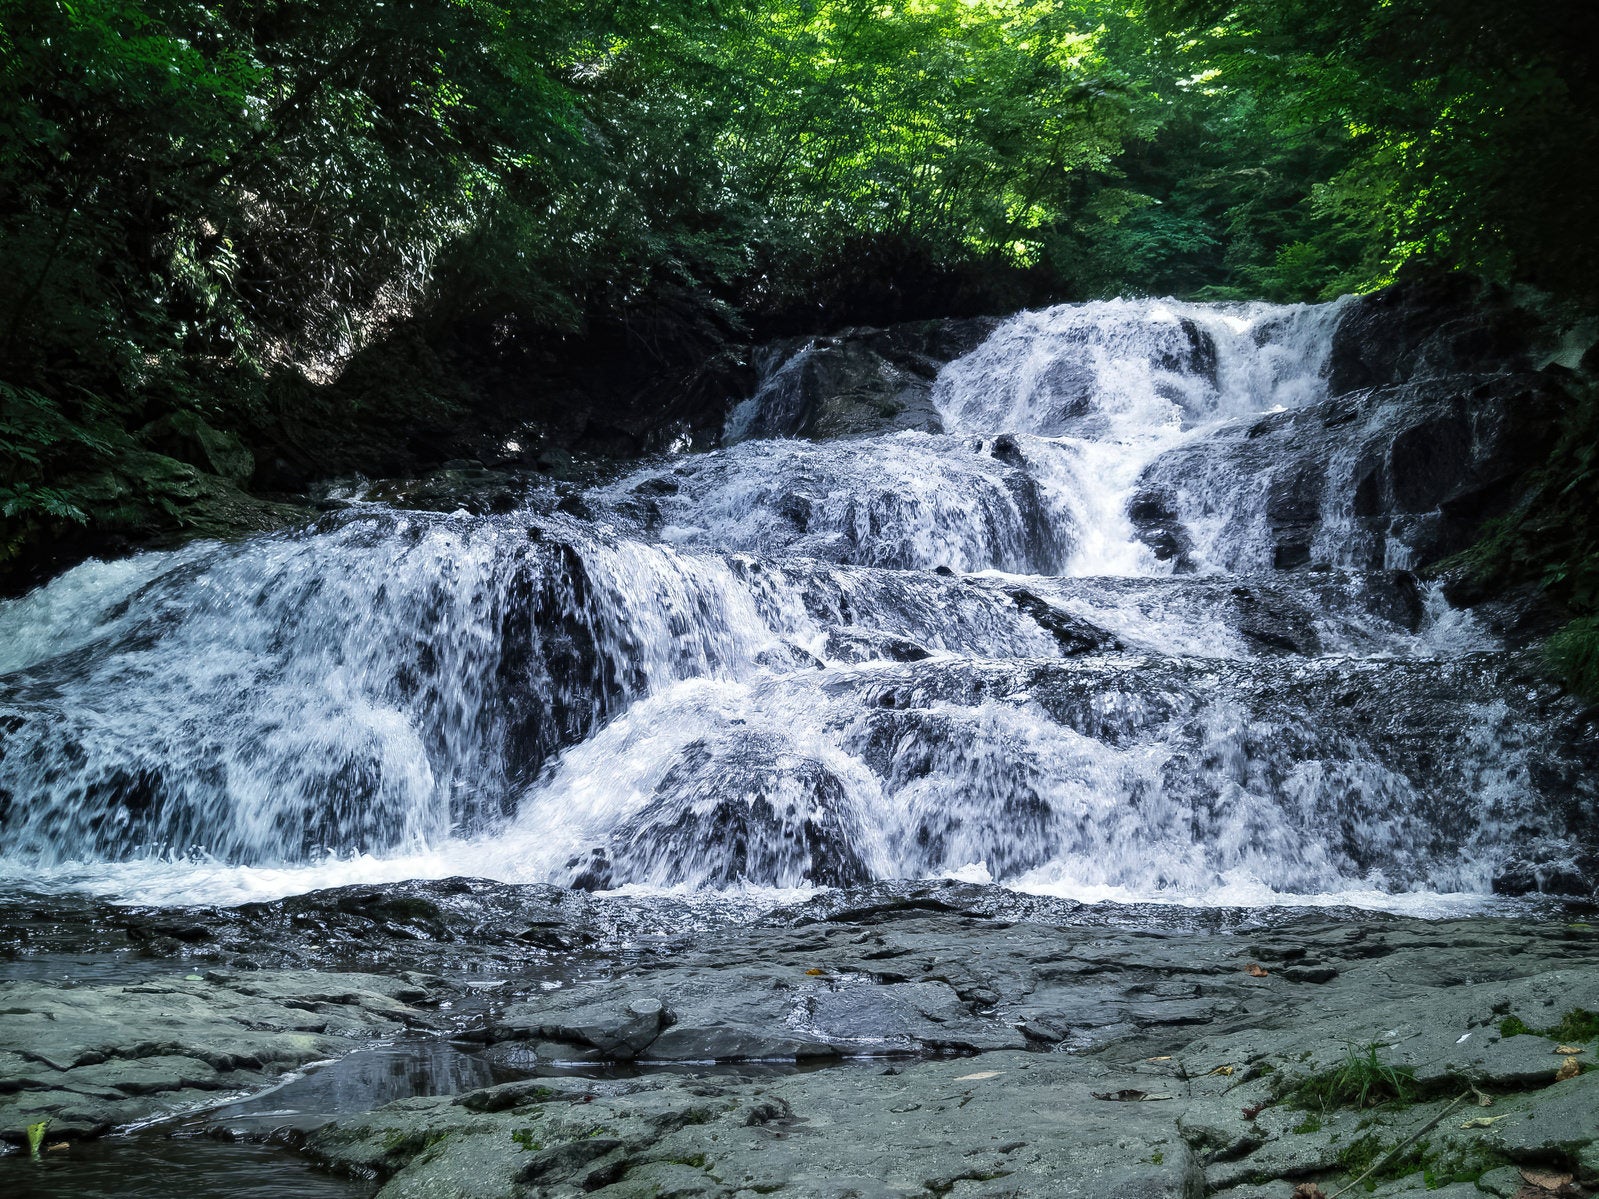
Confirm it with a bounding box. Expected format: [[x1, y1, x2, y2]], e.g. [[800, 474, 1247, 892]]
[[0, 1030, 903, 1197], [0, 1138, 374, 1199], [0, 1039, 509, 1197]]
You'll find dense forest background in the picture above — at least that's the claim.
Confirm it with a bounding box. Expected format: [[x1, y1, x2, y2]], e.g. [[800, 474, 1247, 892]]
[[1, 0, 1597, 681]]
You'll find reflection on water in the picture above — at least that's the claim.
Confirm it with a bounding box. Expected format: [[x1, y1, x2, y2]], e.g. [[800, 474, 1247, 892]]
[[172, 1039, 517, 1139], [0, 1138, 372, 1199]]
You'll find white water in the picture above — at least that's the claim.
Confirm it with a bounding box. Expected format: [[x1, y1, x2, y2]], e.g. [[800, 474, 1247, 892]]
[[0, 296, 1574, 911]]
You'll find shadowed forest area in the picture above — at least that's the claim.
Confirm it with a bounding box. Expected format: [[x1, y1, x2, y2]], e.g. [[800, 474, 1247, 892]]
[[1, 0, 1597, 685]]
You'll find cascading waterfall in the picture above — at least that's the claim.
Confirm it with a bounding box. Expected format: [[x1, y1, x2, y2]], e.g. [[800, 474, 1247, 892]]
[[0, 297, 1588, 909]]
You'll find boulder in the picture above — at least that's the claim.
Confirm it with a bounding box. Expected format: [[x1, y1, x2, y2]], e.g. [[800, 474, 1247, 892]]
[[1325, 273, 1539, 397], [726, 317, 999, 442], [1132, 371, 1567, 576]]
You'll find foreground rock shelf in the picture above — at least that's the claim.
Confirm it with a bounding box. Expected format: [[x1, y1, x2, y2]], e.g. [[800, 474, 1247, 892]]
[[2, 880, 1597, 1198]]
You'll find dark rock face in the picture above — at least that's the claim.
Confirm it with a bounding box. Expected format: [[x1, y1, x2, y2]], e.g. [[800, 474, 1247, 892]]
[[1127, 487, 1195, 568], [1323, 272, 1539, 397], [1120, 273, 1570, 592], [1003, 587, 1123, 654], [1134, 371, 1568, 576], [1160, 316, 1220, 383], [728, 317, 999, 442], [1263, 459, 1325, 569], [1228, 583, 1325, 655]]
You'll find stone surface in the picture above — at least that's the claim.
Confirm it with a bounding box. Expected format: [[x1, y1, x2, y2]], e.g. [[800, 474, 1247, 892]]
[[1134, 370, 1568, 578], [306, 1053, 1204, 1199], [1324, 273, 1539, 399], [0, 968, 444, 1139], [3, 881, 1599, 1197], [727, 318, 999, 443]]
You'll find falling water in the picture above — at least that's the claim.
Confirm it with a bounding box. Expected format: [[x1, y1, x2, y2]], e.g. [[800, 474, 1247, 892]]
[[0, 297, 1588, 909]]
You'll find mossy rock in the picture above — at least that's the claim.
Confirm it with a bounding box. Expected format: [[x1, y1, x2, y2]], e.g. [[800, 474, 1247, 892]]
[[140, 412, 255, 484]]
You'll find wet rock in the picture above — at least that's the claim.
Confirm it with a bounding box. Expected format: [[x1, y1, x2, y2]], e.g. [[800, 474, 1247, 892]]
[[726, 317, 999, 443], [1127, 486, 1195, 569], [511, 994, 672, 1061], [822, 627, 932, 663], [362, 464, 530, 514], [584, 738, 874, 889], [1135, 370, 1567, 576], [1161, 317, 1220, 383], [1005, 587, 1123, 654], [1491, 857, 1597, 897], [1388, 412, 1474, 512], [0, 970, 442, 1140], [1325, 273, 1538, 397], [1231, 585, 1325, 655], [1265, 461, 1325, 569], [990, 432, 1027, 465]]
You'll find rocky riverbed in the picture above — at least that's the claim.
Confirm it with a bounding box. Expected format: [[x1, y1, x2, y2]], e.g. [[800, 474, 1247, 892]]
[[2, 881, 1596, 1198]]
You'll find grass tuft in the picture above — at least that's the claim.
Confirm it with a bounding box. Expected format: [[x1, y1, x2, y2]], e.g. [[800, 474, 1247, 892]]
[[1285, 1043, 1416, 1113]]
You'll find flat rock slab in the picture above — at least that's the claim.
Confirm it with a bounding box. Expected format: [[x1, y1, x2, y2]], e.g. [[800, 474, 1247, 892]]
[[0, 968, 443, 1138], [307, 1052, 1200, 1199], [5, 880, 1599, 1199], [305, 1044, 1599, 1199]]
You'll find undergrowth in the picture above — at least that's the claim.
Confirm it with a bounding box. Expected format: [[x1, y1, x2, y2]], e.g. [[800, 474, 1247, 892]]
[[1547, 616, 1599, 700], [1500, 1008, 1599, 1042], [1284, 1044, 1417, 1113]]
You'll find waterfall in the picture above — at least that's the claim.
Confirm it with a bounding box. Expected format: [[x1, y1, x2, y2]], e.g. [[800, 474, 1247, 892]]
[[0, 297, 1588, 910]]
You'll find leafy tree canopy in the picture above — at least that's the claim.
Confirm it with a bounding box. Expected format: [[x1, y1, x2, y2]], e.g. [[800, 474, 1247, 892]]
[[0, 0, 1594, 568]]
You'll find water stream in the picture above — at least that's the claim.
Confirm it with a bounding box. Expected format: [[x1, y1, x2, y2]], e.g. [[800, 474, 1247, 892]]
[[0, 297, 1584, 911]]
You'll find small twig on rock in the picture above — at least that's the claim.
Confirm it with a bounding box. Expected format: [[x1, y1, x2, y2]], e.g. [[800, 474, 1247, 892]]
[[1327, 1092, 1472, 1199]]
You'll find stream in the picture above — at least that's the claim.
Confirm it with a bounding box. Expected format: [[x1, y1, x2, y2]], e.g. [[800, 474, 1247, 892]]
[[1, 295, 1595, 1193]]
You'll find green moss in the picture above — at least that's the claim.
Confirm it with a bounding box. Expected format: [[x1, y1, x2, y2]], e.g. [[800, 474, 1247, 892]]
[[1419, 1143, 1514, 1188], [1499, 1009, 1599, 1043], [1292, 1114, 1323, 1135], [511, 1128, 542, 1152], [1337, 1132, 1425, 1190], [1500, 1015, 1535, 1039], [1546, 1009, 1599, 1043]]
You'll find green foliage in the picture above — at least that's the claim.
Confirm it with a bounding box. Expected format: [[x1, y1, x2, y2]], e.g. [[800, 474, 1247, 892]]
[[1145, 0, 1599, 297], [1504, 1008, 1599, 1043], [1547, 618, 1599, 702], [26, 1119, 47, 1159], [1547, 1009, 1599, 1044], [2, 0, 1596, 578], [1285, 1044, 1417, 1113]]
